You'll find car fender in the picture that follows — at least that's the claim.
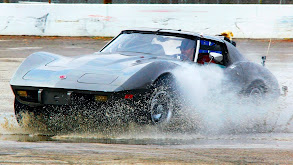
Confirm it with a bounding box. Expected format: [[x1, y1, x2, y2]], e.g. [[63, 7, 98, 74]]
[[118, 61, 179, 90], [238, 61, 280, 95], [224, 62, 246, 92], [10, 52, 64, 86]]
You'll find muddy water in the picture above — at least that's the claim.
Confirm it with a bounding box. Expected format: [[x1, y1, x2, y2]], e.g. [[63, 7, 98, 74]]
[[0, 37, 292, 164]]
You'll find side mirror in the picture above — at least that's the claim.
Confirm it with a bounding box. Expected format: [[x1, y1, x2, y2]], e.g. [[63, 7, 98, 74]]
[[209, 52, 223, 63]]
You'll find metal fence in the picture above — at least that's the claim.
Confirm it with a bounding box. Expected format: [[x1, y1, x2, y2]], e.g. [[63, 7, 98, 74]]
[[1, 0, 292, 4]]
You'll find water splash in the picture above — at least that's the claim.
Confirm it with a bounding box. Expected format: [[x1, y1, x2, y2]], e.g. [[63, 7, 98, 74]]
[[172, 63, 284, 135], [1, 63, 292, 143]]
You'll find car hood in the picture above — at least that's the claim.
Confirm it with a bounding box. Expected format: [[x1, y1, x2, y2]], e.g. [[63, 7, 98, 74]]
[[46, 53, 145, 71], [21, 53, 153, 90]]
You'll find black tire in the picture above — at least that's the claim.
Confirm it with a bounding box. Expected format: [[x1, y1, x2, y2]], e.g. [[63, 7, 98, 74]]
[[14, 98, 50, 131], [148, 76, 178, 125], [14, 98, 32, 125]]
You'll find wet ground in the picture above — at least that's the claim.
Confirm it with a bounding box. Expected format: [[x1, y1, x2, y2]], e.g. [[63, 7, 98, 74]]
[[0, 36, 293, 164]]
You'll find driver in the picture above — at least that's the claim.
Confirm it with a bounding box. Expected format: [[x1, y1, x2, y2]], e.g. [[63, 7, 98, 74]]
[[178, 39, 195, 61]]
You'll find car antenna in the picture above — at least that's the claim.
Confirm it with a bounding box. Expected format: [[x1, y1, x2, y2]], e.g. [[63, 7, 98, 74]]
[[262, 38, 271, 66]]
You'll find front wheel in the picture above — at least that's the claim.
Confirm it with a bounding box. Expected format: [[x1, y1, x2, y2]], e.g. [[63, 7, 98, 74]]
[[148, 77, 178, 125], [14, 98, 50, 132], [149, 87, 174, 124], [14, 98, 33, 125]]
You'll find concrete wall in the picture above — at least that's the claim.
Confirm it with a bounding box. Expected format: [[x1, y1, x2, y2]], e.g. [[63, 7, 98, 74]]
[[0, 4, 292, 38]]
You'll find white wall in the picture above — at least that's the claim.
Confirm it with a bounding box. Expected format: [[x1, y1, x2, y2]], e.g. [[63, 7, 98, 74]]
[[0, 4, 292, 38]]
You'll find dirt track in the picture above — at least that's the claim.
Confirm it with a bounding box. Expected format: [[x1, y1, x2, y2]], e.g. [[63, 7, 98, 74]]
[[0, 36, 293, 164], [0, 140, 292, 164]]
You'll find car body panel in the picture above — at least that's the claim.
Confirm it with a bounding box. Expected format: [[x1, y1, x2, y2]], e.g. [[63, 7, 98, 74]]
[[10, 28, 280, 108]]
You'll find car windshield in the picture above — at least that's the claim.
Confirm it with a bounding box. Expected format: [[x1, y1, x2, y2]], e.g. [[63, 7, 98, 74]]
[[101, 33, 194, 57]]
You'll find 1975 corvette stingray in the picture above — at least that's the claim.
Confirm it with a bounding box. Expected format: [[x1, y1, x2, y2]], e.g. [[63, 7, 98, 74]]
[[10, 29, 280, 127]]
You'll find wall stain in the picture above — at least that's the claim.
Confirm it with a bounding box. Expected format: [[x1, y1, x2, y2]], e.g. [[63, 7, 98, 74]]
[[0, 17, 13, 32], [82, 18, 105, 36], [35, 13, 49, 33], [56, 20, 80, 23], [152, 18, 175, 26], [277, 16, 293, 32], [88, 15, 114, 22]]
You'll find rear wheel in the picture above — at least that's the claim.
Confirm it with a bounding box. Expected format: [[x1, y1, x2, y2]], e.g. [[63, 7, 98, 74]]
[[245, 81, 267, 104]]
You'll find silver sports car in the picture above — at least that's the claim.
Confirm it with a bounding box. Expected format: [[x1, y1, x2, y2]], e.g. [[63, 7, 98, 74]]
[[10, 29, 280, 130]]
